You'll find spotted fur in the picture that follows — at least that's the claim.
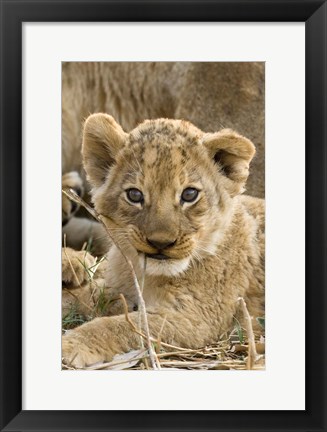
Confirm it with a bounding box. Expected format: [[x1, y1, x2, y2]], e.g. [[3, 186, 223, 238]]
[[62, 114, 265, 368]]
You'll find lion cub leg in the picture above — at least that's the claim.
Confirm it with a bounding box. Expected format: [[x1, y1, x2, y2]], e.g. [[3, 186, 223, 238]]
[[62, 310, 206, 368], [62, 247, 111, 319], [62, 247, 97, 288]]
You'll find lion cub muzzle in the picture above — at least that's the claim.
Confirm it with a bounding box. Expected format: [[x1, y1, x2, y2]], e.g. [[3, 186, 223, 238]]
[[145, 237, 177, 260]]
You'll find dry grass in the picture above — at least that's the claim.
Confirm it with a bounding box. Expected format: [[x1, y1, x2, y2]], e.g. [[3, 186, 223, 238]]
[[62, 333, 265, 371], [62, 188, 265, 371]]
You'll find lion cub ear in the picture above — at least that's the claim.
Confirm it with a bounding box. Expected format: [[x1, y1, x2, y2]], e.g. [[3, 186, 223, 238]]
[[82, 113, 127, 188], [202, 129, 256, 195]]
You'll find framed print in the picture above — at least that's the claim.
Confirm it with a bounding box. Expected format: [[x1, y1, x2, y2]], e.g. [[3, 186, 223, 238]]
[[0, 0, 326, 431]]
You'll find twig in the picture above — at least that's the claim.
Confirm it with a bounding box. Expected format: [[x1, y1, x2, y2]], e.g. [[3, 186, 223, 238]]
[[155, 360, 221, 369], [63, 235, 82, 288], [62, 188, 98, 220], [119, 294, 190, 355], [83, 349, 148, 370], [63, 288, 96, 316], [138, 254, 149, 369], [156, 314, 167, 353], [119, 295, 161, 369], [157, 348, 203, 358], [63, 188, 159, 370], [238, 297, 258, 369], [119, 295, 147, 339]]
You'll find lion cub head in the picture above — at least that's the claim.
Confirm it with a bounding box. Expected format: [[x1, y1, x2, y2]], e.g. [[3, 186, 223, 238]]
[[82, 114, 255, 277]]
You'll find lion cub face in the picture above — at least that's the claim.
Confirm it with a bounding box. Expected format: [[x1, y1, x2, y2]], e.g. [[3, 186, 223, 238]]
[[82, 114, 255, 276]]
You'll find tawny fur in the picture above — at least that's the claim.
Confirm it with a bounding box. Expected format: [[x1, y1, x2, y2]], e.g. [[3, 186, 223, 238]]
[[62, 62, 264, 197], [62, 115, 265, 368], [62, 62, 264, 251]]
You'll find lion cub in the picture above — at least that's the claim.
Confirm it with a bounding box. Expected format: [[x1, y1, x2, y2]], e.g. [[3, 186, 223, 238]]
[[62, 114, 265, 368]]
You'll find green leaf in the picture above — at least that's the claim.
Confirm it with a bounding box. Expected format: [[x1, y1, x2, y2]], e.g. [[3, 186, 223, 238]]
[[234, 318, 244, 344], [256, 317, 265, 329]]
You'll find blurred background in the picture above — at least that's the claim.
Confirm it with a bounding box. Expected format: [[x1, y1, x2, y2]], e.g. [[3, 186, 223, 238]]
[[62, 62, 265, 198]]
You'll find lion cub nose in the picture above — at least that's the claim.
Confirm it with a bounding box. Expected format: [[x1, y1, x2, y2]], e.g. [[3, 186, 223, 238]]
[[146, 238, 176, 250]]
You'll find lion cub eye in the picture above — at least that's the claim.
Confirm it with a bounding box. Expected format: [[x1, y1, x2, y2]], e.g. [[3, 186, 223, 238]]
[[181, 187, 199, 203], [126, 188, 144, 204]]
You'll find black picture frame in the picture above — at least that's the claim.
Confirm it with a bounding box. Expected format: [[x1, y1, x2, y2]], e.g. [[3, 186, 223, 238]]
[[0, 1, 326, 431]]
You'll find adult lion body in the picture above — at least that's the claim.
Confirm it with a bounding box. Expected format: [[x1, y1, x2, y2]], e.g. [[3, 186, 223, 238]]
[[62, 114, 265, 368], [62, 62, 265, 199]]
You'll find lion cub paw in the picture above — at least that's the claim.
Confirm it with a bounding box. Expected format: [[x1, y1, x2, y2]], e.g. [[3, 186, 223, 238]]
[[62, 171, 84, 226], [62, 334, 108, 368], [62, 247, 96, 288]]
